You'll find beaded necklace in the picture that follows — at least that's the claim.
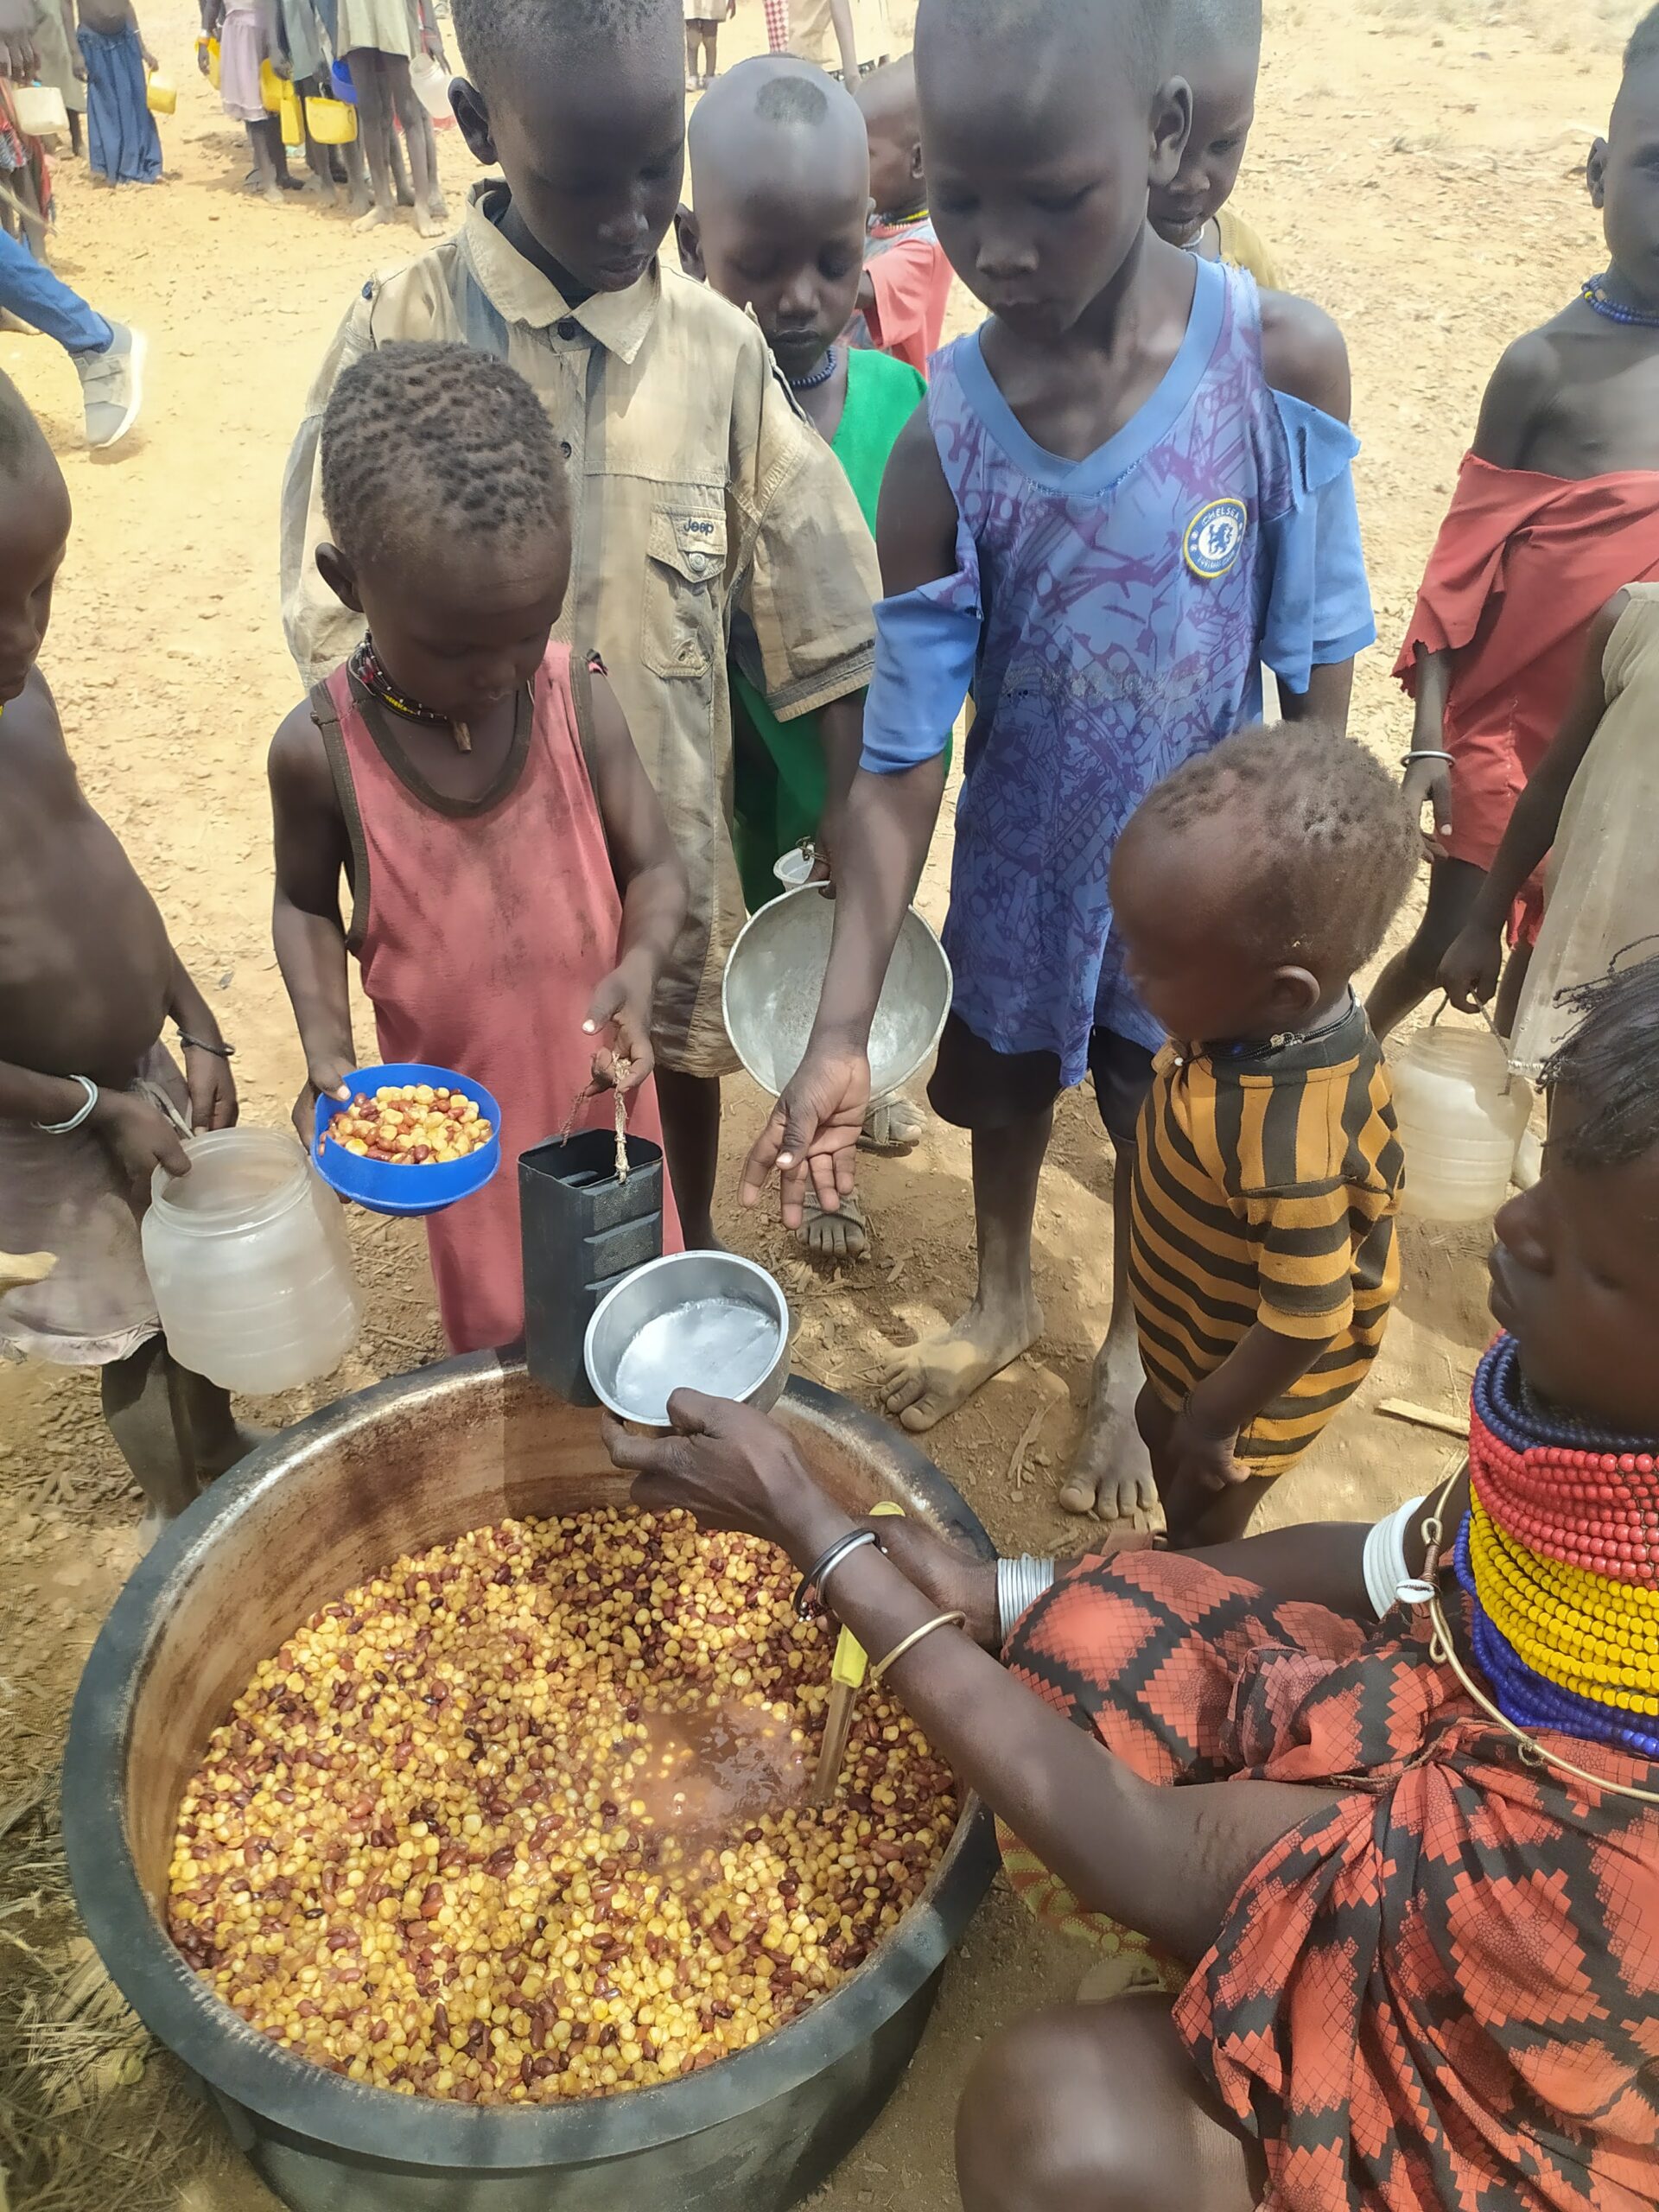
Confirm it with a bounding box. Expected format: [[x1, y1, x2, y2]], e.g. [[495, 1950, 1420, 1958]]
[[1443, 1334, 1659, 1771], [787, 346, 840, 392], [1580, 274, 1659, 328], [350, 639, 474, 753], [1468, 1332, 1659, 1581], [874, 204, 930, 230]]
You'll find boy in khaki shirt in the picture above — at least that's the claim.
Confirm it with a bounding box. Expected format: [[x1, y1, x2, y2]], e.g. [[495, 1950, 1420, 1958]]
[[281, 0, 879, 1249]]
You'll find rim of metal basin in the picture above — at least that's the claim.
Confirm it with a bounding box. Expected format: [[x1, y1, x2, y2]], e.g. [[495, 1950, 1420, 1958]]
[[62, 1356, 998, 2171]]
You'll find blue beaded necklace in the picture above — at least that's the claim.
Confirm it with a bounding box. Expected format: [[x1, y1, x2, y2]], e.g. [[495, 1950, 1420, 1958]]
[[787, 346, 840, 392], [1581, 274, 1659, 327]]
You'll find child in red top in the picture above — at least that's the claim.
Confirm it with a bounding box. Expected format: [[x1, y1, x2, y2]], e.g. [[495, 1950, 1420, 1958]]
[[1368, 5, 1659, 1041], [270, 344, 687, 1354], [848, 57, 953, 374]]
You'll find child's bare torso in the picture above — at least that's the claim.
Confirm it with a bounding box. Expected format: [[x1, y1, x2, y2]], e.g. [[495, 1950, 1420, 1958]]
[[0, 671, 175, 1084], [1506, 304, 1659, 479], [77, 0, 136, 34]]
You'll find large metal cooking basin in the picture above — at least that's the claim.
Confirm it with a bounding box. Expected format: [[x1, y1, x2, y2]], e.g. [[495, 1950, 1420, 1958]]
[[62, 1354, 997, 2211]]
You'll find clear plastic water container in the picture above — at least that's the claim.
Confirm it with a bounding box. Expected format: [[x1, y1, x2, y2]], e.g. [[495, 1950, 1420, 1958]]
[[142, 1131, 363, 1395], [409, 52, 454, 119], [1392, 1021, 1531, 1224]]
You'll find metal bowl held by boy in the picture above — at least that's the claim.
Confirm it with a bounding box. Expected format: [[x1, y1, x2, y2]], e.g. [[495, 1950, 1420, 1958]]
[[585, 1251, 791, 1430], [721, 888, 951, 1100]]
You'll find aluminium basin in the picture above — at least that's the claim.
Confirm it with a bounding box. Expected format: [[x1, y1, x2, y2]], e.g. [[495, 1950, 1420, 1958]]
[[63, 1354, 996, 2212]]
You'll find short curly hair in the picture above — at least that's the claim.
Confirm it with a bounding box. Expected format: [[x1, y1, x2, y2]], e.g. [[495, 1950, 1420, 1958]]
[[1176, 0, 1262, 59], [932, 0, 1166, 96], [1627, 3, 1659, 76], [451, 0, 677, 97], [320, 342, 568, 569], [1133, 722, 1418, 977]]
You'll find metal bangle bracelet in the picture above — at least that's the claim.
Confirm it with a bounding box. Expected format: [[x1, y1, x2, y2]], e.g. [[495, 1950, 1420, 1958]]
[[995, 1554, 1057, 1643], [868, 1611, 968, 1685], [1400, 748, 1453, 766], [793, 1528, 879, 1619], [815, 1528, 889, 1614], [34, 1075, 99, 1135], [177, 1033, 235, 1059]]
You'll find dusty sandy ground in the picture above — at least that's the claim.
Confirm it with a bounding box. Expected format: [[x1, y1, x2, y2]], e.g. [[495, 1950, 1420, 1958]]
[[0, 0, 1637, 2202]]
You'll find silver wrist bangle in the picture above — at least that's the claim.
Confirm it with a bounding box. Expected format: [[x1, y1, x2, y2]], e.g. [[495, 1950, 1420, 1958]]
[[35, 1075, 99, 1135], [1401, 748, 1453, 766], [995, 1554, 1056, 1643], [793, 1527, 880, 1618], [813, 1528, 880, 1611]]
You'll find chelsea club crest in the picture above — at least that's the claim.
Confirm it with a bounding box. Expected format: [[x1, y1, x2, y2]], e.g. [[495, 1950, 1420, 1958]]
[[1183, 498, 1249, 581]]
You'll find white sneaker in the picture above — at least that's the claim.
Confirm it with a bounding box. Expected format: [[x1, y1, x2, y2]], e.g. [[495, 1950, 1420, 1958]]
[[74, 322, 147, 449]]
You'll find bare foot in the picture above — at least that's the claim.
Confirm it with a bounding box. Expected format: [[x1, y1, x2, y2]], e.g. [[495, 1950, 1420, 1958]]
[[346, 189, 374, 219], [798, 1189, 868, 1264], [353, 203, 395, 233], [259, 179, 285, 205], [880, 1294, 1041, 1433], [1058, 1345, 1155, 1519], [416, 201, 448, 238]]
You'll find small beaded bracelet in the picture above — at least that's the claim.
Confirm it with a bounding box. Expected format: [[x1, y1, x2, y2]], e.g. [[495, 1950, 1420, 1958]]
[[869, 1611, 967, 1685], [34, 1075, 99, 1135], [793, 1528, 880, 1619]]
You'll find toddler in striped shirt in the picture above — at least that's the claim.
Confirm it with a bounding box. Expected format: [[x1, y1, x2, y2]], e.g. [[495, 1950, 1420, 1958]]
[[1111, 724, 1417, 1547]]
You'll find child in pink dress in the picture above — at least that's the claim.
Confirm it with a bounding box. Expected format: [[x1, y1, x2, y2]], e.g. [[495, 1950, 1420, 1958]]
[[270, 342, 687, 1353]]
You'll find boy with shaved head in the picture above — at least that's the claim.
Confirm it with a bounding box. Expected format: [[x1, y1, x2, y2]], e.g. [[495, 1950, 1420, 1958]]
[[848, 57, 954, 374], [682, 55, 928, 1254], [1149, 0, 1279, 287], [281, 0, 880, 1254]]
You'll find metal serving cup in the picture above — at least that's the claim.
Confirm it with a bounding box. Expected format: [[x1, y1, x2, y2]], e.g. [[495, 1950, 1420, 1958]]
[[584, 1251, 791, 1429], [721, 890, 952, 1100]]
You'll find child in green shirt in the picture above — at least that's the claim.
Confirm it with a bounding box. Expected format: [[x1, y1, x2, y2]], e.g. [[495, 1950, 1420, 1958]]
[[679, 55, 927, 1252]]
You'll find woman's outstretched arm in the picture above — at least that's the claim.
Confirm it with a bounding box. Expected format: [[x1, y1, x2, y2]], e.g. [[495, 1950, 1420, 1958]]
[[608, 1394, 1349, 1967]]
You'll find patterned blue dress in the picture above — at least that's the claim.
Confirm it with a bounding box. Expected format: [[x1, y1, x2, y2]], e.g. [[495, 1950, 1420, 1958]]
[[862, 257, 1375, 1084]]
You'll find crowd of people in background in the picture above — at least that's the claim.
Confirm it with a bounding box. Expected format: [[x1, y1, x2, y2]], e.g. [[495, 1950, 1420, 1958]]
[[0, 0, 915, 448]]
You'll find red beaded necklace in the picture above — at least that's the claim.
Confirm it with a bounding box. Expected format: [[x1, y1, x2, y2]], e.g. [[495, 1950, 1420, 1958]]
[[1470, 1382, 1659, 1584]]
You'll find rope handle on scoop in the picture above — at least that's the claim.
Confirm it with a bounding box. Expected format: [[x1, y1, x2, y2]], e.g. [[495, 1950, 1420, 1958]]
[[556, 1058, 634, 1183]]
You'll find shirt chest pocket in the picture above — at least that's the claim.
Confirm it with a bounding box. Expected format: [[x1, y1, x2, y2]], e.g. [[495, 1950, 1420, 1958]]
[[643, 510, 727, 681]]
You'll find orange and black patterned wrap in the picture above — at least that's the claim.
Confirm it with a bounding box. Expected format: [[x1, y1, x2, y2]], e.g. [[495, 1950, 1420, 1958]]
[[998, 1547, 1659, 2212]]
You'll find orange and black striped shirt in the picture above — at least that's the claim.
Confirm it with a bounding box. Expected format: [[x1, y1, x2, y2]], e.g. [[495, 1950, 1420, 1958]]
[[1129, 1000, 1404, 1471]]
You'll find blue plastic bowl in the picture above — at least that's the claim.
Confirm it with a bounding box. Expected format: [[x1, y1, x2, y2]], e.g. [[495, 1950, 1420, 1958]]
[[312, 1063, 501, 1219], [331, 58, 355, 101]]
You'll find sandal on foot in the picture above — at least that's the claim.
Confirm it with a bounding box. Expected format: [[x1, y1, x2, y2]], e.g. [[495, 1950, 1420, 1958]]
[[796, 1188, 869, 1263], [858, 1092, 925, 1154]]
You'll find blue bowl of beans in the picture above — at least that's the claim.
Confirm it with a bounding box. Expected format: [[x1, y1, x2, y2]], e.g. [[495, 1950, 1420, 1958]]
[[312, 1064, 501, 1219]]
